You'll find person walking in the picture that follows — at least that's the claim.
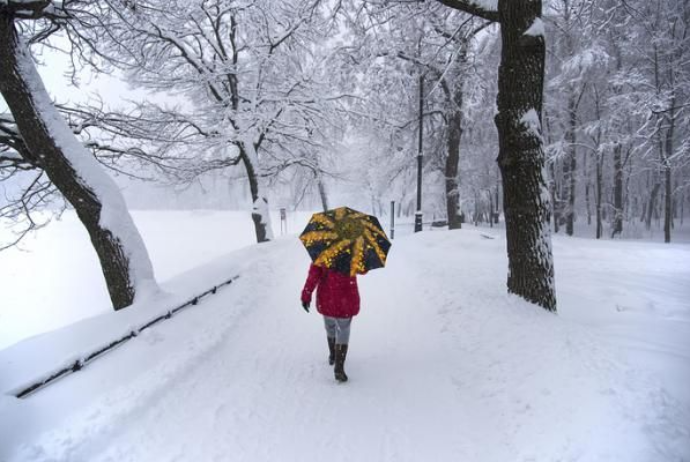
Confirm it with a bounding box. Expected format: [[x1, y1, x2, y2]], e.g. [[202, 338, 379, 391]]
[[301, 262, 360, 383]]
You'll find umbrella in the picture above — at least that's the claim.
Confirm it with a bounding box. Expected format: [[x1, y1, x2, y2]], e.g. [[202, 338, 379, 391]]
[[300, 206, 391, 276]]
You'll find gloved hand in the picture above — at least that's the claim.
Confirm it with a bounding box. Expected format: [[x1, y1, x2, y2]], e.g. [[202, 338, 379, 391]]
[[302, 300, 310, 313]]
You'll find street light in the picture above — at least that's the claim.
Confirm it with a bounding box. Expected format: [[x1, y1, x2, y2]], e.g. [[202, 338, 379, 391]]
[[414, 74, 424, 233]]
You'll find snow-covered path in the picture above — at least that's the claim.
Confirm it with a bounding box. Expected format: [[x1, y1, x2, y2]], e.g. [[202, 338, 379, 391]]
[[3, 230, 689, 462], [77, 237, 476, 461]]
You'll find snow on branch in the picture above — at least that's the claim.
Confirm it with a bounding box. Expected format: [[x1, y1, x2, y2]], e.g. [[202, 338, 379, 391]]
[[433, 0, 499, 22], [0, 0, 51, 19], [523, 17, 544, 37]]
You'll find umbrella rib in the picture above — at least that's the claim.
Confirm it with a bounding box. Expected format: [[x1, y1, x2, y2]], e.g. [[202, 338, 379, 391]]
[[350, 237, 365, 276], [314, 239, 352, 267], [300, 230, 338, 244], [362, 221, 388, 240], [364, 228, 387, 264], [311, 214, 335, 230]]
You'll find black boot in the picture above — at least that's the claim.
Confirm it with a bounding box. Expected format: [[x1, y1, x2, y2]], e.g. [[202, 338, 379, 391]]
[[334, 344, 349, 382], [327, 337, 336, 366]]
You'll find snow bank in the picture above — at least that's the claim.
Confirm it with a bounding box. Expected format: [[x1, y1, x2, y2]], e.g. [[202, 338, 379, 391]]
[[0, 239, 289, 460]]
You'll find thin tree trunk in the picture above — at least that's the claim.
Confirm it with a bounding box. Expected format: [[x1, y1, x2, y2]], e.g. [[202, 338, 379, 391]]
[[595, 153, 603, 239], [584, 150, 591, 226], [489, 192, 494, 228], [646, 182, 661, 231], [565, 93, 577, 236], [663, 106, 675, 243], [445, 106, 463, 230], [0, 14, 157, 310], [495, 0, 556, 311], [549, 160, 560, 233], [240, 143, 273, 243], [544, 110, 560, 234], [611, 143, 623, 238], [664, 167, 672, 242], [317, 175, 329, 212], [495, 169, 500, 223]]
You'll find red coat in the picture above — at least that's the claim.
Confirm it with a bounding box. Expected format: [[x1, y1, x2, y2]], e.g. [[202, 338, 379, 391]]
[[301, 264, 360, 318]]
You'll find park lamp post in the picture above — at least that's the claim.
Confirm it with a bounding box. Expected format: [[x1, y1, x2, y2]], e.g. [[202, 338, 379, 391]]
[[414, 74, 424, 233]]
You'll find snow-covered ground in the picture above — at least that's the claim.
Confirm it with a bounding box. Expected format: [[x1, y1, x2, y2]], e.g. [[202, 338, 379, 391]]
[[0, 210, 312, 351], [1, 211, 689, 461]]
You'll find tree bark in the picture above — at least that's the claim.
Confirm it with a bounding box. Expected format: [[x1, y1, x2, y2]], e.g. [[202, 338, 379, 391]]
[[445, 106, 463, 230], [664, 166, 672, 242], [495, 169, 500, 223], [595, 153, 604, 239], [549, 160, 560, 233], [584, 150, 591, 226], [646, 181, 661, 231], [495, 0, 556, 311], [663, 106, 675, 243], [0, 14, 156, 310], [317, 175, 329, 212], [564, 93, 577, 236], [240, 144, 273, 243], [611, 143, 623, 238]]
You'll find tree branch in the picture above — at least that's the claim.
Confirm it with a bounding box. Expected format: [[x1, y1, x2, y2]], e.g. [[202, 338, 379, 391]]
[[433, 0, 499, 22]]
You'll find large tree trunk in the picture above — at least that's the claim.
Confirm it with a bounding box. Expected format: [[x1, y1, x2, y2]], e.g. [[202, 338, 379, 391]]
[[0, 14, 157, 310], [611, 143, 623, 238], [495, 0, 556, 311], [240, 142, 274, 243], [445, 106, 463, 230]]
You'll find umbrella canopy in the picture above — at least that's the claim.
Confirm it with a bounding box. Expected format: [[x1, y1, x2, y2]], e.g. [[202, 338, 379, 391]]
[[300, 207, 391, 276]]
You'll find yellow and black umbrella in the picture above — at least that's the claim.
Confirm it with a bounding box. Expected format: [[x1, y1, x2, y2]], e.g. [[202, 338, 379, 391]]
[[299, 207, 391, 276]]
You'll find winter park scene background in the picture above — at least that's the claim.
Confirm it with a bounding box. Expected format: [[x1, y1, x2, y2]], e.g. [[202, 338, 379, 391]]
[[0, 0, 689, 461]]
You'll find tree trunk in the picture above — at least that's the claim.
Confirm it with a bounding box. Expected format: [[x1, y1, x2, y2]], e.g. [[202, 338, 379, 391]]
[[662, 107, 675, 243], [584, 150, 591, 226], [664, 166, 672, 243], [317, 174, 329, 212], [240, 143, 274, 243], [611, 143, 623, 238], [495, 169, 500, 223], [565, 93, 577, 236], [489, 192, 494, 228], [0, 15, 157, 310], [549, 160, 560, 233], [445, 107, 463, 230], [646, 182, 661, 231], [495, 0, 556, 311], [595, 153, 603, 239]]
